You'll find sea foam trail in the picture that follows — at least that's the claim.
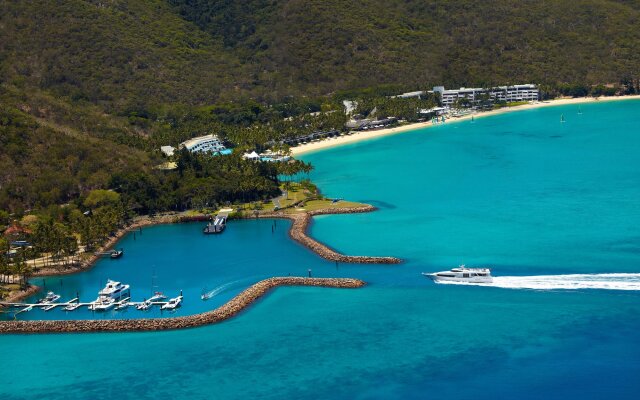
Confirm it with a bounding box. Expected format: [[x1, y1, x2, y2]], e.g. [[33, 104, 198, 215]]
[[202, 280, 242, 299], [436, 273, 640, 291]]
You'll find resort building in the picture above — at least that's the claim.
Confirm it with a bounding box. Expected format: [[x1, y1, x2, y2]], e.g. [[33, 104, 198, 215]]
[[432, 84, 539, 107], [179, 134, 227, 154], [392, 90, 426, 99], [160, 146, 175, 157], [345, 117, 398, 131], [242, 150, 291, 162]]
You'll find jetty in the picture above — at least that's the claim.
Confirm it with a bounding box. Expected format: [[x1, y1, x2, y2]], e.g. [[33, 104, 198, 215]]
[[94, 249, 124, 259], [203, 210, 230, 234], [0, 294, 182, 315]]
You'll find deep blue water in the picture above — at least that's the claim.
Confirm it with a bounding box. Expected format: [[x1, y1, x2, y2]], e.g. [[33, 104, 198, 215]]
[[2, 100, 640, 399]]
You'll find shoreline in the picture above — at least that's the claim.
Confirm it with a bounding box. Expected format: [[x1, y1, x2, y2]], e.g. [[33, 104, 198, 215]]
[[2, 205, 398, 304], [291, 94, 640, 156], [0, 277, 365, 334]]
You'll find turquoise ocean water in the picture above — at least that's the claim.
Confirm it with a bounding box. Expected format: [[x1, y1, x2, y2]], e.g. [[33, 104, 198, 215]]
[[2, 100, 640, 399]]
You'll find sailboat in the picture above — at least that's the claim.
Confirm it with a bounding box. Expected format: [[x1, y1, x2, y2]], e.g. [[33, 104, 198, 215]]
[[560, 114, 566, 123], [578, 106, 582, 115]]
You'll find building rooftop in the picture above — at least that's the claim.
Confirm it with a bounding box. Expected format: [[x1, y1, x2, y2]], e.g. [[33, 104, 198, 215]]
[[180, 134, 220, 150]]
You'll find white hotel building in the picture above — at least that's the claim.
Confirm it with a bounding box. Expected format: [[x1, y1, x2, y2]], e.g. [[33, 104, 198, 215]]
[[432, 84, 539, 107], [179, 134, 227, 154]]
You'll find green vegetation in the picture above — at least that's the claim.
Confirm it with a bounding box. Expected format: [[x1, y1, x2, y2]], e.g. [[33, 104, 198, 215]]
[[2, 0, 640, 261]]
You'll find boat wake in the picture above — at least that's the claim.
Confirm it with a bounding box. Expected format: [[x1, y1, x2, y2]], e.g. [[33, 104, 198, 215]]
[[435, 273, 640, 291], [201, 279, 245, 300]]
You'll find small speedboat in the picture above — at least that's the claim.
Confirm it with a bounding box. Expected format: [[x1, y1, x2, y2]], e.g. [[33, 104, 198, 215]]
[[201, 288, 213, 301], [38, 291, 61, 304], [423, 265, 493, 284], [161, 295, 183, 310]]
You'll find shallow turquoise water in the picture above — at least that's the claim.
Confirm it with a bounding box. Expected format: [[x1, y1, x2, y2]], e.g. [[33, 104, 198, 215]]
[[2, 100, 640, 399]]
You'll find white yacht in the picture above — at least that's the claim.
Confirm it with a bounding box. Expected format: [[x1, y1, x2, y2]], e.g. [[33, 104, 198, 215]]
[[161, 295, 183, 310], [98, 280, 130, 299], [423, 265, 493, 284]]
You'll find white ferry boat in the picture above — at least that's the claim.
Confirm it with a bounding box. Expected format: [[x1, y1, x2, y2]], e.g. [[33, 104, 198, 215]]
[[422, 265, 493, 284], [98, 280, 130, 299]]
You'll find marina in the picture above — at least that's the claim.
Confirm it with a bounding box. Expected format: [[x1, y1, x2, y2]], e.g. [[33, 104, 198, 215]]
[[0, 282, 182, 317]]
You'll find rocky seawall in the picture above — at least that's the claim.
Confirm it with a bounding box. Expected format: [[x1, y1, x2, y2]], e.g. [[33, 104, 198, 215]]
[[0, 277, 365, 334], [259, 206, 402, 264]]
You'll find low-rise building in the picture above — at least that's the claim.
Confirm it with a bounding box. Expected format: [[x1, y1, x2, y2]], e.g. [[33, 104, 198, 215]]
[[432, 84, 539, 107], [179, 134, 227, 154], [160, 146, 175, 157]]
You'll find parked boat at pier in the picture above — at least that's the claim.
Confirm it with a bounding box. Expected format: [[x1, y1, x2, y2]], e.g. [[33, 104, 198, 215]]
[[63, 302, 82, 312], [99, 280, 130, 299], [136, 299, 152, 311], [38, 291, 61, 304], [161, 295, 183, 310], [147, 292, 167, 302], [110, 249, 124, 259], [89, 297, 116, 311]]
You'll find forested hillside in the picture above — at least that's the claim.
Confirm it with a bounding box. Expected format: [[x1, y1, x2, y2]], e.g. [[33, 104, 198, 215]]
[[169, 0, 640, 95], [1, 0, 640, 213]]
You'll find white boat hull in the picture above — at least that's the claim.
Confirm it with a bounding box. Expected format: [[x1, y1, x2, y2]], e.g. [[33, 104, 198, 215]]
[[424, 273, 493, 284]]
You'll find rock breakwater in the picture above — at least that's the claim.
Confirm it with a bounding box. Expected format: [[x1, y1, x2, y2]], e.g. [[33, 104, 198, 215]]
[[259, 206, 402, 264], [0, 277, 365, 334]]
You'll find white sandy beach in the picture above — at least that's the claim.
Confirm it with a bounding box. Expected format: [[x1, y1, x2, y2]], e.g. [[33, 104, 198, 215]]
[[291, 95, 640, 156]]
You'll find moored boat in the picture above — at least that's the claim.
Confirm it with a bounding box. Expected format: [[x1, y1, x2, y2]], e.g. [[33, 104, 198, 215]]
[[147, 292, 167, 302], [38, 291, 61, 304], [63, 302, 82, 312], [423, 265, 493, 284], [110, 249, 124, 259], [99, 280, 130, 299], [136, 299, 152, 311], [89, 297, 116, 311], [161, 295, 183, 310]]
